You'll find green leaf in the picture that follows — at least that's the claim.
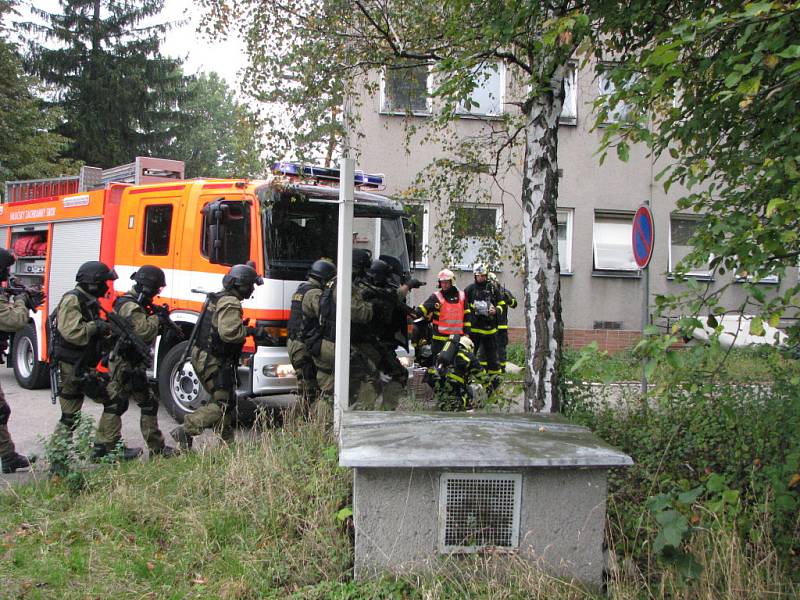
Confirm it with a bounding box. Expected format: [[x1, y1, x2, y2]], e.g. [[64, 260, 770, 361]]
[[743, 2, 774, 16], [722, 489, 740, 505], [647, 493, 672, 513], [766, 197, 786, 217], [336, 507, 353, 524], [749, 316, 765, 336], [777, 45, 800, 59], [677, 486, 703, 505], [706, 472, 727, 493], [617, 143, 630, 162]]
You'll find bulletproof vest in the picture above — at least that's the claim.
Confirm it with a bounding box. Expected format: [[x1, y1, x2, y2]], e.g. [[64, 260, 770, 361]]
[[195, 291, 242, 360], [287, 281, 318, 341], [49, 289, 100, 365], [112, 294, 145, 361], [319, 285, 337, 343]]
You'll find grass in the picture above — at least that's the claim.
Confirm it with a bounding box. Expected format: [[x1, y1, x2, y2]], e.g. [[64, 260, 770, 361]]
[[1, 414, 797, 599]]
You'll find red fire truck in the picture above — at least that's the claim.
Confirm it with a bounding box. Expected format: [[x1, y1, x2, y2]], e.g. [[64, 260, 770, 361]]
[[1, 158, 410, 421]]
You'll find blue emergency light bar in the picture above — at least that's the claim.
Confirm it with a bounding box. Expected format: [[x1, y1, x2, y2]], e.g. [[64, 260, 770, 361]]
[[272, 162, 385, 189]]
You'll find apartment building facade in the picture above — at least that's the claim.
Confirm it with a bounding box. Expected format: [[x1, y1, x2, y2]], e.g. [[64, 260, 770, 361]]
[[349, 61, 796, 351]]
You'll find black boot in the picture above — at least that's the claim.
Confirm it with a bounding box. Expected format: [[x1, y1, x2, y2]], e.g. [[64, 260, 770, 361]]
[[92, 443, 142, 462], [150, 445, 179, 458], [1, 452, 31, 474], [170, 426, 193, 450]]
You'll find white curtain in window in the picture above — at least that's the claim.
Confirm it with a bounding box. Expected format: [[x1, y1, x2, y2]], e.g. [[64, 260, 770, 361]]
[[593, 217, 637, 270]]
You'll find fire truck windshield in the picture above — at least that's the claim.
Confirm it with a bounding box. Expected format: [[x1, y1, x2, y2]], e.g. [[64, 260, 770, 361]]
[[261, 187, 410, 281]]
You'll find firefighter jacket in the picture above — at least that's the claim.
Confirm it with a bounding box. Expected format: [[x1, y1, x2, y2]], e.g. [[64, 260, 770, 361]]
[[493, 284, 517, 330], [464, 281, 501, 336], [0, 290, 30, 334], [436, 340, 484, 386], [416, 286, 470, 342]]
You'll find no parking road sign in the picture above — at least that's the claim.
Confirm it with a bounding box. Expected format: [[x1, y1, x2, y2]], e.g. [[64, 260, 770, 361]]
[[632, 205, 655, 269]]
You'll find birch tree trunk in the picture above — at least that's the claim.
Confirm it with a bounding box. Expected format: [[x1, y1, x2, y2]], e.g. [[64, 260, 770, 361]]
[[521, 66, 565, 412]]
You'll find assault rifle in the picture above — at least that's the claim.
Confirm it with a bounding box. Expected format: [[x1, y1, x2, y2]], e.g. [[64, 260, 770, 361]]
[[148, 302, 185, 341], [179, 289, 215, 367], [94, 301, 154, 365], [6, 277, 45, 312]]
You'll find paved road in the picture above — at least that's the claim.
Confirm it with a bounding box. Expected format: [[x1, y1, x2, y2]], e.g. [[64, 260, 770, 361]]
[[0, 366, 182, 460]]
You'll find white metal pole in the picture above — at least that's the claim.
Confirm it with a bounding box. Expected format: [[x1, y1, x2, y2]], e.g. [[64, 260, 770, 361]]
[[333, 157, 355, 438]]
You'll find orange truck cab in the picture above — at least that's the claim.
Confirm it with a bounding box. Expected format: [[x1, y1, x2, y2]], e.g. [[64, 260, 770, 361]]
[[0, 159, 410, 421]]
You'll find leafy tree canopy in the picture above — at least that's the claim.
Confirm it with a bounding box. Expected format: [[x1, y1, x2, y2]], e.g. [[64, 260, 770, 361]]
[[599, 1, 800, 342], [22, 0, 187, 169]]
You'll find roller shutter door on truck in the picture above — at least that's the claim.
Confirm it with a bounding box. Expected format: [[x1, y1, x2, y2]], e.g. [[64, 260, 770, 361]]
[[48, 219, 102, 307], [0, 227, 7, 248]]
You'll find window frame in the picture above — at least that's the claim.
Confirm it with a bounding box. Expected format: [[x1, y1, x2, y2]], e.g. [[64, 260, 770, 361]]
[[559, 62, 578, 126], [405, 202, 430, 269], [379, 64, 432, 116], [668, 214, 714, 280], [557, 208, 574, 274], [597, 64, 635, 125], [592, 210, 640, 276], [452, 204, 503, 271], [455, 61, 506, 119], [141, 203, 174, 256]]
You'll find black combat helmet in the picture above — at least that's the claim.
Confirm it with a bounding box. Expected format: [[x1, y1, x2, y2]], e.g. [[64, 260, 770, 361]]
[[76, 261, 118, 298], [352, 249, 372, 278], [308, 259, 336, 284], [223, 264, 264, 299], [366, 259, 392, 286], [0, 248, 15, 282], [131, 265, 167, 298]]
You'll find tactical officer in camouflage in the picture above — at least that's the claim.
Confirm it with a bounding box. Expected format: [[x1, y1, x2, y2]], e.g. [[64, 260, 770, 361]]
[[0, 248, 44, 473], [107, 266, 177, 457], [287, 259, 336, 417], [51, 261, 143, 460], [170, 264, 263, 450]]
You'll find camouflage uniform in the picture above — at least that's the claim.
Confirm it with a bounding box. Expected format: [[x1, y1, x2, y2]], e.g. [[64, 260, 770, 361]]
[[106, 293, 167, 453], [287, 277, 324, 414], [54, 286, 117, 442], [182, 292, 246, 442], [0, 290, 31, 465]]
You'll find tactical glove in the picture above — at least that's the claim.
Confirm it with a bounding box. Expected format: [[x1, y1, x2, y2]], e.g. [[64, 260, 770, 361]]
[[405, 278, 425, 289], [22, 290, 45, 311], [93, 319, 112, 337]]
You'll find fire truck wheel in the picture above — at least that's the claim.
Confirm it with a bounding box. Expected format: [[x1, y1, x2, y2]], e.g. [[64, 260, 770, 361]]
[[12, 324, 50, 389], [158, 341, 211, 423]]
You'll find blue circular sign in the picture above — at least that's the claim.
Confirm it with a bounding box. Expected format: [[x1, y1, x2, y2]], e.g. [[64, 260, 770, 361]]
[[632, 205, 655, 269]]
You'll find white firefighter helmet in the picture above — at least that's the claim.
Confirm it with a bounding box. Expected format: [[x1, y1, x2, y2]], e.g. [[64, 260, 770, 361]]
[[459, 335, 475, 353], [473, 262, 488, 276], [488, 272, 497, 283], [437, 268, 455, 283]]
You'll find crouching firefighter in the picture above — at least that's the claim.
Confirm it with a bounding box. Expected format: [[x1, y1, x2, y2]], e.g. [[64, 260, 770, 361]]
[[107, 266, 177, 457], [287, 259, 336, 417], [170, 264, 263, 450], [51, 261, 143, 460], [434, 334, 486, 411], [0, 248, 45, 473]]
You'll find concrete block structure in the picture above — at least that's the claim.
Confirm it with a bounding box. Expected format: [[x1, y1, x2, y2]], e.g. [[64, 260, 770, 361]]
[[339, 411, 632, 585]]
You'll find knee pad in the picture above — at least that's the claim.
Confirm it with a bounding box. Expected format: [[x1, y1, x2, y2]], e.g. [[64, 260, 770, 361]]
[[104, 397, 129, 416], [139, 397, 158, 417], [60, 412, 77, 430], [0, 402, 10, 425]]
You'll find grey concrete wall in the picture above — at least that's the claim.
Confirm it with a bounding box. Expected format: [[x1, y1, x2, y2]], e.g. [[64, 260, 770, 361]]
[[353, 466, 608, 585], [351, 62, 798, 335]]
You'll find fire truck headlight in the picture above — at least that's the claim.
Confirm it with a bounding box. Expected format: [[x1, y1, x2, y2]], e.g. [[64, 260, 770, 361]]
[[262, 364, 295, 378]]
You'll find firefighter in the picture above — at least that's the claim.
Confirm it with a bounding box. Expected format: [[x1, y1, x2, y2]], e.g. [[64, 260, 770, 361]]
[[287, 259, 337, 416], [0, 248, 44, 473], [464, 262, 502, 394], [434, 334, 486, 411], [106, 266, 177, 457], [413, 268, 469, 383], [170, 264, 263, 450], [50, 261, 144, 460], [488, 272, 517, 371]]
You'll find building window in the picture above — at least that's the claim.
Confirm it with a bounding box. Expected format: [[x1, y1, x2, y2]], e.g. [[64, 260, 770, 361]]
[[598, 67, 634, 124], [557, 209, 573, 273], [405, 203, 429, 268], [669, 216, 713, 278], [453, 205, 501, 270], [142, 204, 173, 255], [593, 212, 638, 272], [559, 63, 577, 125], [380, 65, 430, 115], [457, 62, 504, 117]]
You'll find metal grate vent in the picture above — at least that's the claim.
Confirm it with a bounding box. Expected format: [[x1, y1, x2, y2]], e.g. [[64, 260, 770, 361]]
[[439, 472, 522, 553]]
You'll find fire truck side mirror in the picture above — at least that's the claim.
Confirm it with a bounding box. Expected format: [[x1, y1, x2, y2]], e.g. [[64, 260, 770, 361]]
[[202, 199, 231, 264]]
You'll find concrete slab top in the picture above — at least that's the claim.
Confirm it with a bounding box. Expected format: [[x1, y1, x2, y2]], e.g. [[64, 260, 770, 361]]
[[339, 411, 633, 469]]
